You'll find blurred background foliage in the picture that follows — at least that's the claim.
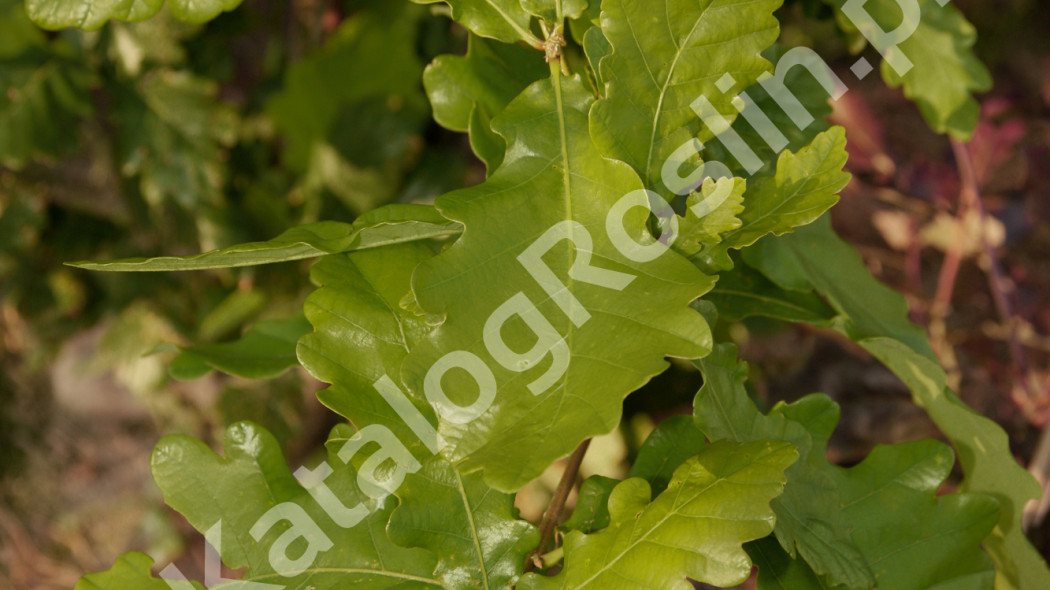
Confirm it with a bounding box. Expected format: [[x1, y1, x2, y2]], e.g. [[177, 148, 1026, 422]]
[[1, 0, 1049, 587]]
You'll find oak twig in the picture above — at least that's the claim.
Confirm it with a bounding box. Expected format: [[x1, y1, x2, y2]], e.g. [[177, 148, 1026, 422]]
[[523, 438, 591, 573]]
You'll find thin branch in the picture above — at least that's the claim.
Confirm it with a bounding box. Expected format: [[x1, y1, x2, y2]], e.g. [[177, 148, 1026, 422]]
[[523, 438, 591, 573], [947, 138, 1037, 414]]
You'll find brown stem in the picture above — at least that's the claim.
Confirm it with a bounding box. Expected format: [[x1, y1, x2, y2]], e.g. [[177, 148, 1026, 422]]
[[948, 138, 1037, 416], [523, 438, 591, 573]]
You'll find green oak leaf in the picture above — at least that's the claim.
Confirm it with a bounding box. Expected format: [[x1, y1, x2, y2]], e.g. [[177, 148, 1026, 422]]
[[580, 26, 609, 88], [151, 421, 442, 588], [424, 34, 548, 171], [520, 440, 797, 589], [742, 216, 932, 356], [402, 71, 713, 492], [698, 344, 1002, 589], [695, 127, 850, 272], [705, 49, 834, 176], [520, 0, 587, 21], [626, 414, 706, 496], [297, 241, 441, 452], [860, 338, 1050, 590], [76, 552, 205, 590], [750, 440, 999, 590], [169, 314, 313, 380], [695, 344, 874, 589], [297, 241, 538, 589], [589, 0, 782, 197], [412, 0, 542, 46], [388, 454, 539, 589], [25, 0, 240, 30], [68, 204, 461, 271], [743, 218, 1050, 589], [0, 19, 94, 166], [824, 0, 991, 139], [830, 440, 998, 589], [267, 8, 427, 174], [115, 69, 237, 211], [707, 262, 835, 325], [561, 475, 618, 534]]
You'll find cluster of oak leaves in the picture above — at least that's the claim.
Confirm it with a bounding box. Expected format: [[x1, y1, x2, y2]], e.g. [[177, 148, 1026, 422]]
[[26, 0, 1046, 588]]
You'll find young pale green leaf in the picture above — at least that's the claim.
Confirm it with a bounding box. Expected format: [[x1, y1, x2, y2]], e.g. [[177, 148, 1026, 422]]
[[402, 72, 713, 492], [695, 127, 850, 272], [68, 205, 460, 271], [520, 440, 797, 589], [743, 219, 1050, 589], [672, 177, 746, 257], [168, 314, 313, 380], [76, 552, 205, 590], [423, 34, 547, 171], [588, 0, 782, 196], [25, 0, 240, 30], [824, 0, 991, 139], [412, 0, 542, 46], [387, 454, 539, 589], [151, 421, 442, 588], [695, 345, 874, 589]]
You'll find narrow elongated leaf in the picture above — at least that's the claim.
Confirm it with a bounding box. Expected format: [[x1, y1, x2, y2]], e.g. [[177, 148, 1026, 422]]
[[68, 205, 460, 271], [589, 0, 782, 196], [388, 454, 539, 589], [412, 0, 541, 46], [76, 552, 205, 590], [520, 440, 797, 589], [402, 72, 713, 492], [169, 314, 313, 380], [695, 345, 874, 589], [424, 34, 547, 170], [744, 218, 1050, 589], [151, 421, 442, 588], [26, 0, 240, 30]]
